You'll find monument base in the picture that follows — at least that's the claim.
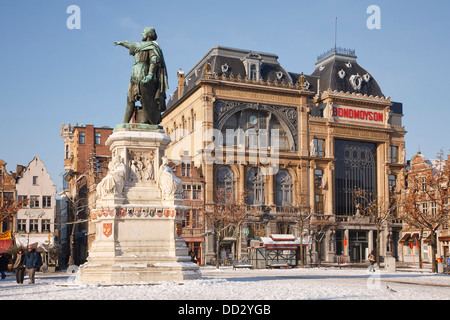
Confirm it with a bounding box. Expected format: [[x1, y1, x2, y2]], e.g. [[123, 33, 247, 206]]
[[79, 126, 201, 283]]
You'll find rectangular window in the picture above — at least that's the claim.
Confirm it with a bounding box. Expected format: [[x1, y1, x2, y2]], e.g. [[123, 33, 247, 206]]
[[422, 177, 427, 192], [29, 219, 39, 233], [422, 202, 428, 214], [314, 169, 323, 188], [30, 195, 40, 208], [314, 138, 326, 157], [192, 210, 201, 228], [315, 194, 324, 214], [182, 163, 191, 177], [41, 219, 51, 233], [390, 146, 399, 163], [17, 219, 27, 232], [79, 131, 85, 145], [3, 192, 13, 200], [184, 210, 191, 228], [183, 185, 192, 200], [192, 185, 202, 200], [18, 195, 27, 207], [95, 132, 101, 145], [33, 176, 38, 185], [43, 196, 52, 208], [389, 174, 396, 192], [431, 201, 437, 216]]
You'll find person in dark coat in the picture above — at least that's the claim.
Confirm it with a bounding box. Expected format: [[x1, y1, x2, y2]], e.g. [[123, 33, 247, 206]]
[[368, 250, 376, 272], [23, 246, 40, 284], [0, 253, 8, 279], [13, 248, 26, 284]]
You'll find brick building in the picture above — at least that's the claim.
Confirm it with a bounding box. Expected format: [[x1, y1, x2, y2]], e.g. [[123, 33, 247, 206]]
[[0, 159, 25, 252], [172, 154, 205, 264], [400, 151, 450, 266], [60, 123, 113, 265]]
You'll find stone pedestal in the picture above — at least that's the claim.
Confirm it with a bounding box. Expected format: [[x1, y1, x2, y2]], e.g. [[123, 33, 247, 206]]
[[79, 124, 201, 283], [385, 256, 396, 272]]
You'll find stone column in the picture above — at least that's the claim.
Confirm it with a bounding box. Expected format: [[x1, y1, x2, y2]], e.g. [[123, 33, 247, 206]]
[[368, 229, 374, 254]]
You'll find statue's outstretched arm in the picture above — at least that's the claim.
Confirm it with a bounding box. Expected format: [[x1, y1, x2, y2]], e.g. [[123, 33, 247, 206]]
[[114, 41, 133, 49]]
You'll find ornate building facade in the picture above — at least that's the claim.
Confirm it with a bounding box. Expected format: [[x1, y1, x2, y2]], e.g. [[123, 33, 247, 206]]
[[161, 46, 407, 265]]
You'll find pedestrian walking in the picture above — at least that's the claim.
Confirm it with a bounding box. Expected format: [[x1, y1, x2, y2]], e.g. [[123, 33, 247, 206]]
[[13, 248, 26, 284], [0, 253, 8, 279], [23, 246, 40, 284], [368, 250, 376, 272]]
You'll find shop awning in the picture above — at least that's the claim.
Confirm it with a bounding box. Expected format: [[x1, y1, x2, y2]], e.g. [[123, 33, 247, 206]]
[[399, 233, 410, 244], [0, 240, 13, 253], [182, 237, 204, 242], [0, 230, 13, 253], [424, 234, 432, 244], [408, 233, 419, 245]]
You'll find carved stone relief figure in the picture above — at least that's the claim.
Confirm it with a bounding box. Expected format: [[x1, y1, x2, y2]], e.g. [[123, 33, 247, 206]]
[[128, 150, 155, 183], [328, 230, 336, 252], [96, 153, 126, 199], [158, 156, 183, 200]]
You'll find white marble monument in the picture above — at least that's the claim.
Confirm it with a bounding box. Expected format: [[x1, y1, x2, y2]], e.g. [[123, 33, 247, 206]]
[[79, 124, 201, 283]]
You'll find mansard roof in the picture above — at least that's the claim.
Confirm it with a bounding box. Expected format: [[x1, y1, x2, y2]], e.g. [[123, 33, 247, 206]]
[[165, 46, 385, 113], [311, 48, 384, 97]]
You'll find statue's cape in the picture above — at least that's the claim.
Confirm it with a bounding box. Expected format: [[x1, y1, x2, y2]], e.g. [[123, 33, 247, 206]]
[[136, 41, 169, 94]]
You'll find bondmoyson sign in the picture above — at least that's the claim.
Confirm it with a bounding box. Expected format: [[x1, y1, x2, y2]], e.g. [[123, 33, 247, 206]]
[[332, 105, 384, 123]]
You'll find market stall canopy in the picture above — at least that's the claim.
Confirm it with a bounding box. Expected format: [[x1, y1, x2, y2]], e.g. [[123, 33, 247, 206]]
[[259, 234, 308, 250], [15, 236, 52, 252]]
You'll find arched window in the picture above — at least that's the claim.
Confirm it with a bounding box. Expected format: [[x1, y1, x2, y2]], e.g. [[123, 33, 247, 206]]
[[221, 110, 290, 150], [276, 170, 293, 206], [247, 168, 265, 205], [217, 166, 235, 201]]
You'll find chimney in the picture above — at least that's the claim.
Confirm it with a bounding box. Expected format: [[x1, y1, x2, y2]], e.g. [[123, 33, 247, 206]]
[[177, 69, 185, 99]]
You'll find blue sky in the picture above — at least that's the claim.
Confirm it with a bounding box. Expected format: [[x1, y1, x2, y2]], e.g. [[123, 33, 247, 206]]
[[1, 0, 449, 193]]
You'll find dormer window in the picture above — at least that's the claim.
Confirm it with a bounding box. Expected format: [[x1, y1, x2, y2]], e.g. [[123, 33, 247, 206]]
[[242, 52, 262, 81], [250, 65, 257, 80]]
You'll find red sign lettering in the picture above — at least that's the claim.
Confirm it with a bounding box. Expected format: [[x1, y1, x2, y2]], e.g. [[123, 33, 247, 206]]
[[332, 106, 383, 122]]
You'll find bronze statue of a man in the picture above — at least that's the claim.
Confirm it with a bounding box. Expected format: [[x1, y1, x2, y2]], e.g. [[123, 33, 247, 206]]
[[114, 27, 168, 125]]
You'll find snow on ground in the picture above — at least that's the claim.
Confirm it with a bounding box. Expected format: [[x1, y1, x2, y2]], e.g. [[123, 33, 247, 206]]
[[0, 266, 449, 301]]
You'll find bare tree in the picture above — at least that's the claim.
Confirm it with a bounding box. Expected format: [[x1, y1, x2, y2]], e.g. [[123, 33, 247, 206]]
[[202, 187, 247, 268], [400, 151, 449, 273], [0, 196, 28, 226], [278, 203, 311, 267], [308, 215, 334, 268], [353, 189, 398, 268]]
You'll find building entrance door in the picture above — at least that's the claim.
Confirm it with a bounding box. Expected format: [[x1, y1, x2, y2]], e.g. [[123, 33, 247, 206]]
[[349, 231, 369, 262]]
